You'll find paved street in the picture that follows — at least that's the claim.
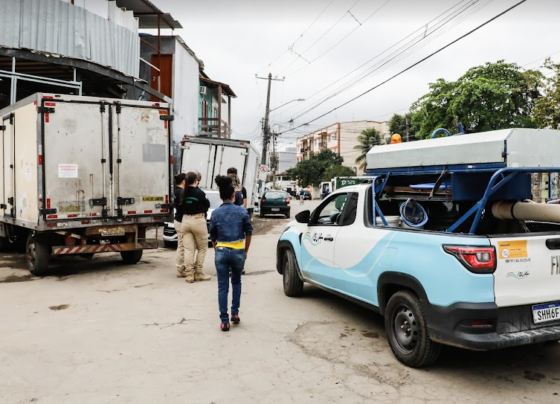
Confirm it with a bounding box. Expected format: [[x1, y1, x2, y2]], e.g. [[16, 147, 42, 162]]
[[2, 199, 560, 404]]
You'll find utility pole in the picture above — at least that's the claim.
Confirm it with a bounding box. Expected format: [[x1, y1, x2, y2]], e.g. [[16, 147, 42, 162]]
[[256, 73, 284, 194], [405, 115, 409, 142], [271, 132, 278, 189]]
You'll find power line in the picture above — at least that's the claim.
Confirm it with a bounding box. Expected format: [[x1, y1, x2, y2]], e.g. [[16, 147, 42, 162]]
[[288, 0, 493, 121], [257, 0, 338, 73], [279, 0, 361, 75], [280, 0, 474, 116], [285, 0, 394, 77], [278, 0, 527, 136]]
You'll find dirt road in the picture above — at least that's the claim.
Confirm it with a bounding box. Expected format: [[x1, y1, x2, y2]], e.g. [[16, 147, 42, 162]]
[[1, 200, 560, 403]]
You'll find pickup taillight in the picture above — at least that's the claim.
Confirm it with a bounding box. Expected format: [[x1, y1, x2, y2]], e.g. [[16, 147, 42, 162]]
[[443, 245, 496, 274]]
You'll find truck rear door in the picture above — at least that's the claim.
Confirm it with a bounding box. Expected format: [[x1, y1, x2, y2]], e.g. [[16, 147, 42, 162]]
[[490, 235, 560, 323], [181, 142, 216, 189], [113, 103, 171, 217], [41, 99, 108, 220], [1, 113, 14, 217], [214, 145, 248, 189]]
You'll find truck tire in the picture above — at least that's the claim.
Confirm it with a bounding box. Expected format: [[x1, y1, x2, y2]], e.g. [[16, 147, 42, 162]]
[[26, 234, 50, 276], [121, 250, 143, 265], [0, 236, 11, 252], [283, 249, 303, 297], [385, 290, 441, 368]]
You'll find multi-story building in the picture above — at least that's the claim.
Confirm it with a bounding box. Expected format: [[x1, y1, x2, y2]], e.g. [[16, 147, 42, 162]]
[[296, 120, 389, 175]]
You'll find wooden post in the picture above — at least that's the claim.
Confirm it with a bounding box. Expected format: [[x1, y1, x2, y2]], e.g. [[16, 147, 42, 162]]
[[217, 84, 222, 138], [227, 95, 232, 139]]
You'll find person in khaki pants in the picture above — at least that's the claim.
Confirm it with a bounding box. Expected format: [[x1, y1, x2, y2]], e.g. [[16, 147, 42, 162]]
[[181, 172, 211, 283], [173, 173, 187, 277]]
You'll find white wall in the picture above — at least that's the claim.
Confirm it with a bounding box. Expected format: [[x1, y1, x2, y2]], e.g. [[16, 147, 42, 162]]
[[172, 37, 200, 158]]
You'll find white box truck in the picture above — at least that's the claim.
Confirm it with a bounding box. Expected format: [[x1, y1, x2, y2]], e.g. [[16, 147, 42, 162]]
[[180, 136, 260, 214], [0, 93, 173, 275]]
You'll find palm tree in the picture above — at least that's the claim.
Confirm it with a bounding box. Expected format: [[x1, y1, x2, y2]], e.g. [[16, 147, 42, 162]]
[[354, 128, 382, 170]]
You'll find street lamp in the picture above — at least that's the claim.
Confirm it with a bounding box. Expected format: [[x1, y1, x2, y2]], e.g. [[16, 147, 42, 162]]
[[270, 98, 305, 112]]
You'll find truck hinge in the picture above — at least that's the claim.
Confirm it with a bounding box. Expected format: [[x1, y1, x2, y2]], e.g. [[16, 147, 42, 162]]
[[100, 103, 106, 113], [0, 204, 6, 209], [40, 208, 57, 215], [0, 125, 5, 131], [160, 115, 174, 122], [89, 197, 107, 207], [102, 209, 108, 219], [115, 103, 122, 114], [117, 197, 135, 206], [38, 107, 55, 114], [7, 197, 14, 205], [9, 113, 14, 125]]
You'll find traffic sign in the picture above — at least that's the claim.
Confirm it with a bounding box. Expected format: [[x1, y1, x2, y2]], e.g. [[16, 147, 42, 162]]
[[259, 165, 269, 174]]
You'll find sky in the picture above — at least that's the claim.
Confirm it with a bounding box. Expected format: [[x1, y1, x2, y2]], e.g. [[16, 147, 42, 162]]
[[151, 0, 560, 150]]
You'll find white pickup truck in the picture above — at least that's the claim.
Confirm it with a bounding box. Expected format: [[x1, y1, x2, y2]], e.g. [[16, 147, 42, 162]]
[[277, 129, 560, 367]]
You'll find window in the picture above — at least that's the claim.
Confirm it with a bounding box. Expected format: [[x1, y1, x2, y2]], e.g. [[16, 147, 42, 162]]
[[311, 193, 349, 226], [331, 134, 337, 141], [339, 193, 359, 226]]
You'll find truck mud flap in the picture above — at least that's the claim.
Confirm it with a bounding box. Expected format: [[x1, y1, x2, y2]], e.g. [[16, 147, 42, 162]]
[[52, 240, 158, 255]]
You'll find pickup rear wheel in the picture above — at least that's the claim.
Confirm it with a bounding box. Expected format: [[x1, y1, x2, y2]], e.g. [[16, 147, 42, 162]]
[[26, 234, 50, 276], [385, 290, 441, 368], [121, 250, 143, 265], [283, 249, 303, 297]]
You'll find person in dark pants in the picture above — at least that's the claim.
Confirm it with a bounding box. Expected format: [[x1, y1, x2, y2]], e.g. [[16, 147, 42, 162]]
[[209, 175, 253, 332], [227, 166, 248, 274]]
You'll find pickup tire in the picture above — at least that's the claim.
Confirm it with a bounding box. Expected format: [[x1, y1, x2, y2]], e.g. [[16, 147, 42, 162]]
[[26, 234, 50, 276], [121, 250, 143, 265], [283, 249, 303, 297], [385, 290, 441, 368]]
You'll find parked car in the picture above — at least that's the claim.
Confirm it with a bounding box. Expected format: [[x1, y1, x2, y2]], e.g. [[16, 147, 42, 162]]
[[163, 190, 222, 248], [259, 191, 291, 218]]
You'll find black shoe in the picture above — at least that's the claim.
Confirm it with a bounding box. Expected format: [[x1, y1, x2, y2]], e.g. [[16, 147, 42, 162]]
[[231, 314, 240, 324], [221, 322, 230, 332], [241, 270, 246, 275]]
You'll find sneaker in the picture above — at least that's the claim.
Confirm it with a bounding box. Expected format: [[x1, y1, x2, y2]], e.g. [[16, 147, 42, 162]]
[[221, 323, 230, 332], [231, 314, 240, 324], [194, 273, 211, 281]]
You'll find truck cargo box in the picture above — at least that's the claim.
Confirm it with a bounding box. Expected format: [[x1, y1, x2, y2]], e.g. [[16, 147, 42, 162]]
[[0, 93, 173, 275]]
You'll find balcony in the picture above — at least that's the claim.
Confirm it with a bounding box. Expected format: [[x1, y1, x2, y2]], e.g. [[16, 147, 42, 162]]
[[199, 118, 230, 138]]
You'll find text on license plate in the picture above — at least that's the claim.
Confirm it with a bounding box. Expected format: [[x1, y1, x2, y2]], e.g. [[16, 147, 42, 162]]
[[271, 208, 280, 211], [532, 303, 560, 324]]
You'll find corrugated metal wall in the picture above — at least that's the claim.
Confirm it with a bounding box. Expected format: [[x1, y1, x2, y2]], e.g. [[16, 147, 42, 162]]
[[0, 0, 139, 78]]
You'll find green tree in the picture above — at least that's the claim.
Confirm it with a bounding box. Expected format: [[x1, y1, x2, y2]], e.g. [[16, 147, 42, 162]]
[[410, 61, 544, 138], [322, 165, 355, 181], [286, 149, 346, 187], [354, 128, 382, 170], [532, 58, 560, 129], [389, 112, 419, 141]]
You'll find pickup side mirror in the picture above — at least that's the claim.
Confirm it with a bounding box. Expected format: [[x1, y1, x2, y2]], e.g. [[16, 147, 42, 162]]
[[295, 210, 311, 224]]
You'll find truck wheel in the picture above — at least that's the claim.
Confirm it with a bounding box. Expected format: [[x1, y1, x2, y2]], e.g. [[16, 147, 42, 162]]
[[385, 291, 441, 368], [26, 234, 50, 276], [0, 236, 11, 252], [283, 249, 303, 297], [121, 250, 143, 265]]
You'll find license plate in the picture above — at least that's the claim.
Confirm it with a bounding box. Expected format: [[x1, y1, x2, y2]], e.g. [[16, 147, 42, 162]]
[[532, 302, 560, 324], [99, 227, 126, 237], [271, 208, 280, 212]]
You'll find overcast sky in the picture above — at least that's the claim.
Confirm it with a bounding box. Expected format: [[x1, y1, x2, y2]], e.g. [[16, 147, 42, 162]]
[[152, 0, 560, 150]]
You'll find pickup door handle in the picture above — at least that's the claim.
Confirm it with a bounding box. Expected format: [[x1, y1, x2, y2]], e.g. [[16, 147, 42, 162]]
[[323, 235, 334, 242], [546, 238, 560, 250]]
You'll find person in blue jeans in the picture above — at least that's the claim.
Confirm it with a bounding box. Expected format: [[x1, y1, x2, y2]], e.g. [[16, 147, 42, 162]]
[[209, 175, 253, 332]]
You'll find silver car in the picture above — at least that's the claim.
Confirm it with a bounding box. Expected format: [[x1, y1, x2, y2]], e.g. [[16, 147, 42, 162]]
[[163, 190, 222, 248]]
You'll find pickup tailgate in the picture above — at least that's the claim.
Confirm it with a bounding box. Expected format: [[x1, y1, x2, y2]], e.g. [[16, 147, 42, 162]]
[[491, 235, 560, 316]]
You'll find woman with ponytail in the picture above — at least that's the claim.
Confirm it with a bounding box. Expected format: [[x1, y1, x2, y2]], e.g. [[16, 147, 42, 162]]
[[209, 175, 253, 332], [181, 171, 211, 283], [173, 173, 187, 277]]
